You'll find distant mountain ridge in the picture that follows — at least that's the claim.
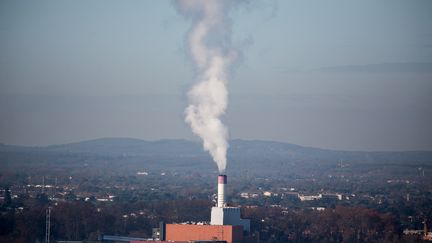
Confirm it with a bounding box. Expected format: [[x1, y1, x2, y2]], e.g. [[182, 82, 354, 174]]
[[1, 138, 432, 166]]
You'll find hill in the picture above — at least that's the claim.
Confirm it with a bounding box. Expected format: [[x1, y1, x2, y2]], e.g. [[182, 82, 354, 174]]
[[1, 138, 431, 173]]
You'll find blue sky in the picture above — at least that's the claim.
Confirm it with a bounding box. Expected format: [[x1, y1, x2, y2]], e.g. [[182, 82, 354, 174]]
[[1, 0, 431, 150]]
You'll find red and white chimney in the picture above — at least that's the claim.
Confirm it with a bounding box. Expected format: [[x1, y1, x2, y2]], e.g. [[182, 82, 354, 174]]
[[217, 175, 227, 208]]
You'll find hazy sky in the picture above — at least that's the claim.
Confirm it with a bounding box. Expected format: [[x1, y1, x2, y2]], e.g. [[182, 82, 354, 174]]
[[1, 0, 432, 151]]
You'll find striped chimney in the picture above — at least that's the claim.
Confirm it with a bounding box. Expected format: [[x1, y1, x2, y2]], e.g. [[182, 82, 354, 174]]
[[217, 175, 227, 208]]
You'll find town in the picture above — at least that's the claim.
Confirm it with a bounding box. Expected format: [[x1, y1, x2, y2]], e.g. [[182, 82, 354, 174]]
[[1, 138, 431, 242]]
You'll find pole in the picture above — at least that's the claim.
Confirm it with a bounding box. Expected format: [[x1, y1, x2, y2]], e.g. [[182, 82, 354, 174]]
[[45, 206, 51, 243]]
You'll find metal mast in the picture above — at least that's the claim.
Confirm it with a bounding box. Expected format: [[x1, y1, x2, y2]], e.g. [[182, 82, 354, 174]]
[[45, 206, 51, 243]]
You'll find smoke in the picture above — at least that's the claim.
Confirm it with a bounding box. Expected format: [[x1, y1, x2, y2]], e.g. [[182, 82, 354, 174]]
[[174, 0, 243, 173]]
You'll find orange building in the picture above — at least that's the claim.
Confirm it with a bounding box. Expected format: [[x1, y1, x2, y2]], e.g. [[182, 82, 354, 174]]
[[131, 241, 189, 243], [165, 224, 243, 243]]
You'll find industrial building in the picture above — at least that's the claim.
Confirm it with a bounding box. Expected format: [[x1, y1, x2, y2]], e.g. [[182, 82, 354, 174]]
[[210, 175, 250, 232], [149, 175, 250, 243], [164, 224, 243, 243]]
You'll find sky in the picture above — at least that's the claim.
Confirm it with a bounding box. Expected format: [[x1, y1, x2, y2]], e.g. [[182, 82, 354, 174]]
[[0, 0, 431, 151]]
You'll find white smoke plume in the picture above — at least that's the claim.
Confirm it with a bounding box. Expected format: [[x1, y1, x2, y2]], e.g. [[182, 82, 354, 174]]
[[174, 0, 243, 173]]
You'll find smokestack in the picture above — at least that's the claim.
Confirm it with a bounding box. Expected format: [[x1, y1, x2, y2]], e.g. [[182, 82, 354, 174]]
[[217, 175, 227, 208]]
